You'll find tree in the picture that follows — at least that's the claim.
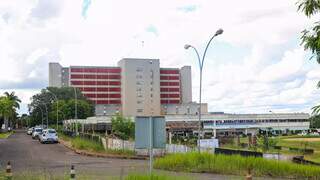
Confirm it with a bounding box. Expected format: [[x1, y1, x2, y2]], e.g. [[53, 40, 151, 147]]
[[0, 92, 21, 130], [298, 0, 320, 114], [29, 87, 94, 126], [4, 92, 21, 127], [111, 114, 134, 140], [310, 114, 320, 128], [298, 0, 320, 63]]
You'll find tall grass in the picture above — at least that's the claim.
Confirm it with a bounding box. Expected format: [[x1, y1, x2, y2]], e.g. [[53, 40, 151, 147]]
[[71, 136, 105, 152], [154, 152, 320, 179], [0, 132, 13, 139], [125, 174, 190, 180], [59, 133, 135, 156]]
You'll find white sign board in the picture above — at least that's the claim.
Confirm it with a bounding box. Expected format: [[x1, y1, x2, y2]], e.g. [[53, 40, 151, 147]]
[[1, 124, 5, 130], [199, 138, 219, 148]]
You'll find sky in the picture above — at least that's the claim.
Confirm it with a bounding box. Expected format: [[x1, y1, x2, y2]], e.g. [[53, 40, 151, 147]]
[[0, 0, 319, 115]]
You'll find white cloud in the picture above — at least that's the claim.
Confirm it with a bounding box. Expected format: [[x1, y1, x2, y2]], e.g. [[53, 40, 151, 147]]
[[0, 0, 319, 114]]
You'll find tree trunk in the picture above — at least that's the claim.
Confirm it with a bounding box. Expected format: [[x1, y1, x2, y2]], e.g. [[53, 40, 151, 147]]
[[4, 117, 8, 131]]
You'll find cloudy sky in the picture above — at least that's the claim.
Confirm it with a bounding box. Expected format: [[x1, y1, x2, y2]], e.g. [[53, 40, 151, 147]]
[[0, 0, 319, 115]]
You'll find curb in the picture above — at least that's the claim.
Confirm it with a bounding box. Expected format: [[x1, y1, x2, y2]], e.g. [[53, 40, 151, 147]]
[[59, 139, 147, 160]]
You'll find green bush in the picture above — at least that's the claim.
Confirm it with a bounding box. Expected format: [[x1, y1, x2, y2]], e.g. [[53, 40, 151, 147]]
[[154, 152, 320, 179], [111, 114, 134, 140]]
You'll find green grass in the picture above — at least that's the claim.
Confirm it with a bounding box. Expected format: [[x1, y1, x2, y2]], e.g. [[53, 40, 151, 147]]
[[125, 174, 190, 180], [59, 133, 136, 156], [154, 152, 320, 179], [222, 136, 320, 163], [0, 131, 13, 139], [71, 136, 105, 152]]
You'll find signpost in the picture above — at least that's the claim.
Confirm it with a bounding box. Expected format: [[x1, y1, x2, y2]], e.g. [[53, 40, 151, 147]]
[[135, 116, 166, 173]]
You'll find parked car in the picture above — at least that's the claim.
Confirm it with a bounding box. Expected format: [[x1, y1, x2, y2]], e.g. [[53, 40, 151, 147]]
[[32, 128, 43, 139], [39, 129, 58, 144], [27, 127, 34, 135]]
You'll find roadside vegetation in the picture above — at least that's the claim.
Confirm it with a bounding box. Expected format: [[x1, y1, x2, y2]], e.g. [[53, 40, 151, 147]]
[[111, 113, 134, 140], [220, 135, 320, 163], [0, 92, 21, 131], [28, 87, 94, 127], [154, 152, 320, 179], [0, 131, 13, 139], [59, 133, 136, 157]]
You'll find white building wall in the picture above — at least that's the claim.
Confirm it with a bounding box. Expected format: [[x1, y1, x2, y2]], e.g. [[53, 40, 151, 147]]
[[118, 58, 161, 116], [180, 66, 192, 103], [49, 62, 63, 87]]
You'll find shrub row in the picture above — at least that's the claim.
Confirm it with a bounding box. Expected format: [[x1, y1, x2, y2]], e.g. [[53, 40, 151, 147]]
[[214, 148, 262, 157], [154, 152, 320, 179]]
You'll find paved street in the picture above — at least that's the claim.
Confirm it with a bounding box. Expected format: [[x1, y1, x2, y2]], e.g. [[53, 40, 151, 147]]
[[0, 130, 277, 179], [0, 130, 149, 177]]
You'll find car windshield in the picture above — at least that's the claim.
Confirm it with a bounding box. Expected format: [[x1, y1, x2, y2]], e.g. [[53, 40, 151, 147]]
[[35, 129, 42, 132], [48, 130, 56, 134]]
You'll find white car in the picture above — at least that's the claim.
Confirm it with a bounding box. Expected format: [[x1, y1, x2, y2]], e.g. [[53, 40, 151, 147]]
[[27, 127, 34, 135], [32, 128, 43, 139], [39, 129, 58, 144]]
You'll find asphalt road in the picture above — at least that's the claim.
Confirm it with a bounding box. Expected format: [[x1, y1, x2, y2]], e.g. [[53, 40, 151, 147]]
[[0, 130, 277, 179]]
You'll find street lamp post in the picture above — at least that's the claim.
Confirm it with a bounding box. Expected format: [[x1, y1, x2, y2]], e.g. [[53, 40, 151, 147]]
[[46, 90, 59, 130], [42, 103, 49, 128], [37, 106, 44, 128], [73, 87, 78, 134], [269, 110, 280, 162], [184, 28, 223, 152]]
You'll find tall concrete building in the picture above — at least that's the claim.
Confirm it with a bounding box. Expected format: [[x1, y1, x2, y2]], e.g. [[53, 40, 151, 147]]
[[49, 58, 206, 117]]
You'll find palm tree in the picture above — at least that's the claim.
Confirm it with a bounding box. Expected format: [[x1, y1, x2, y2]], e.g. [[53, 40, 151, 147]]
[[4, 91, 21, 109], [0, 97, 15, 130], [2, 92, 21, 130]]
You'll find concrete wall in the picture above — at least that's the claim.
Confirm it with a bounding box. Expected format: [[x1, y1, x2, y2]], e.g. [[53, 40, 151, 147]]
[[118, 58, 161, 116], [180, 66, 192, 103], [49, 62, 63, 87]]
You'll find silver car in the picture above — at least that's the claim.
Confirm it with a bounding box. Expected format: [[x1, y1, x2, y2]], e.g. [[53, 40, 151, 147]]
[[32, 128, 43, 139], [27, 127, 34, 135], [39, 129, 58, 144]]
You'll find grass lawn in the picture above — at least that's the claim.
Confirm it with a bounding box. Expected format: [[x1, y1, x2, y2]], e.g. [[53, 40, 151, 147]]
[[154, 152, 320, 179], [59, 133, 136, 157], [221, 135, 320, 163], [0, 131, 13, 139]]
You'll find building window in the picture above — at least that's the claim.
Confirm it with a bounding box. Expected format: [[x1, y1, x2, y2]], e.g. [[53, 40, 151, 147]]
[[136, 81, 143, 85], [137, 109, 143, 113]]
